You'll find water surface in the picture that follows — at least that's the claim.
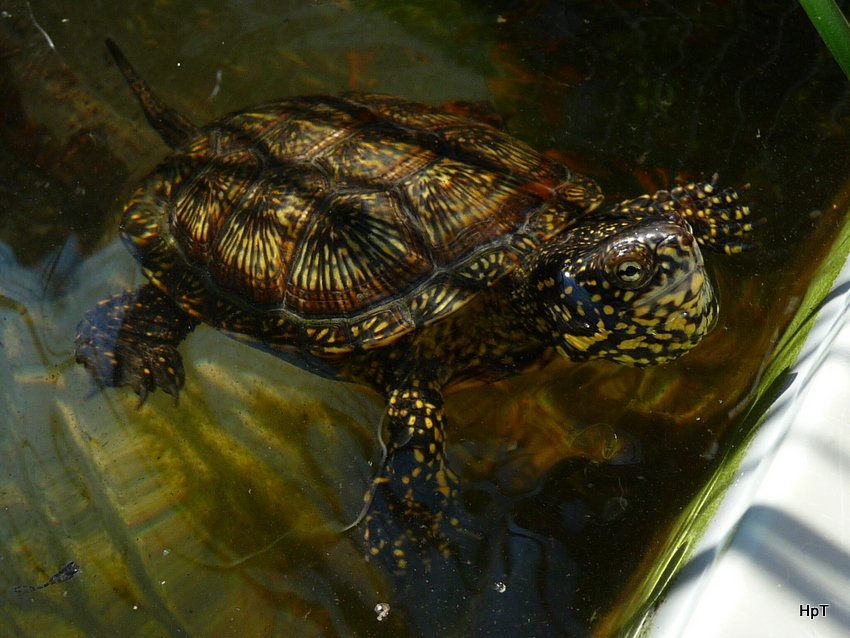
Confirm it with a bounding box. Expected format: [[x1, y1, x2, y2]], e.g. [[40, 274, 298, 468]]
[[2, 1, 849, 636]]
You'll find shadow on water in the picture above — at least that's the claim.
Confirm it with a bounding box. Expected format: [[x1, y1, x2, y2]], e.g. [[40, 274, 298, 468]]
[[674, 505, 850, 630]]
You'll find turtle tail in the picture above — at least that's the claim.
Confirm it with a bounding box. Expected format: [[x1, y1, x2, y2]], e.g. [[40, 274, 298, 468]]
[[105, 37, 199, 148]]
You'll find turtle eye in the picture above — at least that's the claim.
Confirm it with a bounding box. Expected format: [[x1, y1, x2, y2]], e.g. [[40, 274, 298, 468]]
[[606, 243, 655, 289], [616, 260, 644, 283]]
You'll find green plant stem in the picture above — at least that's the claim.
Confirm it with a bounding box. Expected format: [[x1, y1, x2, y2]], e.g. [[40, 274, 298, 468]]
[[800, 0, 850, 78]]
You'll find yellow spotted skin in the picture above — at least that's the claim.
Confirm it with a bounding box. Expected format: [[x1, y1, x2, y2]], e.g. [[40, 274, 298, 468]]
[[363, 387, 460, 567], [75, 41, 754, 573]]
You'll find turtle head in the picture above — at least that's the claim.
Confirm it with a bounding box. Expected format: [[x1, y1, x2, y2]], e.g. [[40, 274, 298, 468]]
[[526, 198, 719, 366]]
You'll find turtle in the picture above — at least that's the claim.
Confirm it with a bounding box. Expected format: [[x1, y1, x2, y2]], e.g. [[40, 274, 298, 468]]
[[75, 39, 752, 571]]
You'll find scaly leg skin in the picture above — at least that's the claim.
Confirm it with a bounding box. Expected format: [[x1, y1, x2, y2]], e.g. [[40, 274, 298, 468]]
[[611, 175, 754, 255], [74, 282, 196, 403], [363, 384, 473, 573]]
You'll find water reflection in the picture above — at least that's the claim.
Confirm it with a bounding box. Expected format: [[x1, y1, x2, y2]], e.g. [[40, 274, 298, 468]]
[[2, 0, 850, 636]]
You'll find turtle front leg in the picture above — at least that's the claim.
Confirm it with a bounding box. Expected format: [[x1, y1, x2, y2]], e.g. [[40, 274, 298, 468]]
[[363, 383, 468, 571], [75, 282, 196, 402]]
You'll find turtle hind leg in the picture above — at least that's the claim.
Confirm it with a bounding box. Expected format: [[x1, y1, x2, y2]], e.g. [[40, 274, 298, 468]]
[[75, 282, 196, 403], [362, 384, 477, 572]]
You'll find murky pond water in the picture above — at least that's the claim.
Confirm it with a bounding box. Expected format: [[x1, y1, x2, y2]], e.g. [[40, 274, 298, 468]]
[[2, 1, 849, 636]]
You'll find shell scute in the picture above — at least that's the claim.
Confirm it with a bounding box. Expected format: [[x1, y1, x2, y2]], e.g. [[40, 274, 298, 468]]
[[228, 98, 373, 163], [285, 190, 432, 316], [320, 124, 438, 186], [440, 126, 567, 187], [122, 94, 597, 352], [173, 164, 254, 262], [403, 157, 540, 264]]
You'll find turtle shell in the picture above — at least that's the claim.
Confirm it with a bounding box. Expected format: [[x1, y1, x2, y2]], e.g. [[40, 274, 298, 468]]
[[121, 93, 602, 353]]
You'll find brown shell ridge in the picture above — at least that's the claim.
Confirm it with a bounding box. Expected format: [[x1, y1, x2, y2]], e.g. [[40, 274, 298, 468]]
[[262, 269, 469, 352], [243, 240, 515, 353], [209, 95, 567, 210], [121, 91, 605, 355], [277, 94, 551, 188]]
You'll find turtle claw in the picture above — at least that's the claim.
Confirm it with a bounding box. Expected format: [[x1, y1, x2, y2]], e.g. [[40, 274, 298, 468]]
[[152, 345, 185, 400], [115, 341, 185, 404], [75, 283, 195, 404]]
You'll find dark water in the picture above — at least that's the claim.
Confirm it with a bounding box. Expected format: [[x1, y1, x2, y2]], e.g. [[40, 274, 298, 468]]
[[1, 1, 849, 636]]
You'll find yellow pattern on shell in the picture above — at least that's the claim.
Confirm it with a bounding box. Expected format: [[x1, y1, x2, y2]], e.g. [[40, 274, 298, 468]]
[[122, 94, 600, 352]]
